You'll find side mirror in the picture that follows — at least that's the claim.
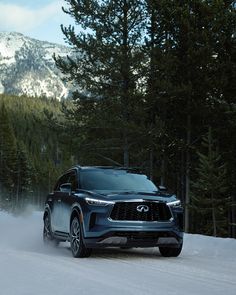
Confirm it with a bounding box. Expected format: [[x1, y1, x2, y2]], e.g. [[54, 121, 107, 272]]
[[158, 185, 167, 192], [60, 183, 72, 194]]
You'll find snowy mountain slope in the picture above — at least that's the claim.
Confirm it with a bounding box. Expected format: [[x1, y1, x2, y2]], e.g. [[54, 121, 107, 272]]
[[0, 210, 235, 295], [0, 32, 71, 99]]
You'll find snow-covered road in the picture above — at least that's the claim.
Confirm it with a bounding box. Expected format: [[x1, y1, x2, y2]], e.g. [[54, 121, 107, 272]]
[[0, 211, 235, 295]]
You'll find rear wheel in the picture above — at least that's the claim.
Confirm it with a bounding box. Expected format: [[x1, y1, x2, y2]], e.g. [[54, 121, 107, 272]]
[[43, 214, 59, 247], [70, 215, 91, 258], [159, 244, 183, 257]]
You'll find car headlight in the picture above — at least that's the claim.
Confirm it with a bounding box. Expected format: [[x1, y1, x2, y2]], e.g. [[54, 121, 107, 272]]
[[167, 200, 181, 207], [85, 197, 114, 206]]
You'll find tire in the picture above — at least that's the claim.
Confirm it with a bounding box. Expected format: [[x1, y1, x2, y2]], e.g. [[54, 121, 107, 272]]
[[159, 244, 183, 257], [43, 214, 59, 247], [70, 215, 92, 258]]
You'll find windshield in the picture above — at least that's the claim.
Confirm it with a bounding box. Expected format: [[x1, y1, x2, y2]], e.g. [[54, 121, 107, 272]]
[[80, 169, 158, 192]]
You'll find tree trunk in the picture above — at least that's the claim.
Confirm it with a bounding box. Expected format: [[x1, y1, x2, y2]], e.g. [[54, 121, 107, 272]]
[[149, 148, 153, 181], [161, 157, 165, 186], [123, 133, 129, 167], [184, 114, 191, 233], [121, 0, 130, 168], [148, 7, 155, 181], [181, 150, 185, 201], [212, 196, 217, 237], [15, 169, 20, 209], [231, 194, 236, 238]]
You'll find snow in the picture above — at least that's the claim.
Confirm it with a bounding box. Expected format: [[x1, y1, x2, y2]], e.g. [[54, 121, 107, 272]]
[[0, 81, 4, 93], [0, 210, 235, 295], [19, 72, 68, 99], [44, 45, 70, 61], [0, 31, 71, 99], [0, 32, 26, 62]]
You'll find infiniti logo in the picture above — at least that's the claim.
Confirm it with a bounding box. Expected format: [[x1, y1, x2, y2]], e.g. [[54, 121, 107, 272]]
[[136, 205, 149, 213]]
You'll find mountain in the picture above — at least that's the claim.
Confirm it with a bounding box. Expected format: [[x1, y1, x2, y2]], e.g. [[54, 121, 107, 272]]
[[0, 32, 71, 99]]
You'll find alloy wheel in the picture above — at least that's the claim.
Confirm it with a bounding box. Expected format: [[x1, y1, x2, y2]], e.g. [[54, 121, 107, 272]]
[[71, 217, 81, 254], [43, 215, 52, 243]]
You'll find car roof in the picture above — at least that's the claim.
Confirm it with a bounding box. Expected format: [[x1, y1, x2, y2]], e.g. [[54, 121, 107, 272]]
[[74, 165, 134, 170], [69, 165, 143, 173]]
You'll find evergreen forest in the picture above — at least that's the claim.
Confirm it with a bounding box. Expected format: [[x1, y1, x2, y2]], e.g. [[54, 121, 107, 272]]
[[0, 94, 74, 212], [0, 0, 235, 238]]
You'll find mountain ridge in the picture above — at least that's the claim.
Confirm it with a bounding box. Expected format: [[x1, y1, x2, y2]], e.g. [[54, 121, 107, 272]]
[[0, 32, 71, 99]]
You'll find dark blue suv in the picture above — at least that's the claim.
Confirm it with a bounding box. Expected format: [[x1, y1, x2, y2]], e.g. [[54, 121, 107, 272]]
[[43, 166, 184, 258]]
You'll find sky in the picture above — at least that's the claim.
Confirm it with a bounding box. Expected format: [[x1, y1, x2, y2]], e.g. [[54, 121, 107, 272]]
[[0, 0, 73, 45]]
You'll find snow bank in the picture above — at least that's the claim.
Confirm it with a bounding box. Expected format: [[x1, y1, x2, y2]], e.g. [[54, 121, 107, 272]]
[[184, 233, 236, 259]]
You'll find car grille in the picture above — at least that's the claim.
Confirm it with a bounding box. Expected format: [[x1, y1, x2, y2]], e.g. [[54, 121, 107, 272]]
[[110, 201, 172, 222]]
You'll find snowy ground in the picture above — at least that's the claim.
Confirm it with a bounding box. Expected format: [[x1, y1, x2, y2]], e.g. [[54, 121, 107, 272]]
[[0, 211, 235, 295]]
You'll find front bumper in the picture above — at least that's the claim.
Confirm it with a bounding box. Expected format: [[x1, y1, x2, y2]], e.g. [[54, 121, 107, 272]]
[[81, 200, 184, 248], [84, 233, 183, 248], [83, 221, 183, 248]]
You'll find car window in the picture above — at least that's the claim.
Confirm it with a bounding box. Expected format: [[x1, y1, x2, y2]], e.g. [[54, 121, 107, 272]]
[[54, 173, 71, 191], [80, 169, 158, 192], [68, 172, 78, 191]]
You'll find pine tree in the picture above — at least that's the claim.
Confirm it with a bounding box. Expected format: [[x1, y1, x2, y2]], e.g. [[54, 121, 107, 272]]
[[13, 141, 32, 210], [191, 127, 229, 237], [0, 102, 17, 208], [143, 0, 181, 181], [55, 0, 146, 166]]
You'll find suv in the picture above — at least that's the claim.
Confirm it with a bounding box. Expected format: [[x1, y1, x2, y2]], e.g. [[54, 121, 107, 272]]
[[43, 166, 184, 258]]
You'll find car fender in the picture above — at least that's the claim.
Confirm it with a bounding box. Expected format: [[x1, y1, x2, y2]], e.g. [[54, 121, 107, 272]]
[[70, 202, 85, 235]]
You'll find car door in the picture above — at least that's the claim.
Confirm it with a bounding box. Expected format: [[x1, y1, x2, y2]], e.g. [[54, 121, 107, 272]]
[[51, 173, 71, 232], [59, 170, 79, 233]]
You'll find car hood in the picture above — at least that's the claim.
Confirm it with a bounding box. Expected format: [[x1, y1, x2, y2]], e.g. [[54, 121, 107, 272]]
[[86, 190, 177, 203]]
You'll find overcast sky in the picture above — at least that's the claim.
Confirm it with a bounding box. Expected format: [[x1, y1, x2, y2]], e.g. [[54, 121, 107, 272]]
[[0, 0, 73, 45]]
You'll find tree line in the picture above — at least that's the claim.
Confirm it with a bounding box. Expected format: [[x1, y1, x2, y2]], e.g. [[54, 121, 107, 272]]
[[0, 94, 73, 212]]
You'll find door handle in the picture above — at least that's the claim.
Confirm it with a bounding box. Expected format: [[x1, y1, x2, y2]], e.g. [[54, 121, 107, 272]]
[[58, 199, 62, 203]]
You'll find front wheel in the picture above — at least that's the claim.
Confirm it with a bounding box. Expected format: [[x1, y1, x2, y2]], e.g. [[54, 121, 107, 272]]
[[43, 214, 59, 247], [70, 215, 91, 258], [159, 244, 183, 257]]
